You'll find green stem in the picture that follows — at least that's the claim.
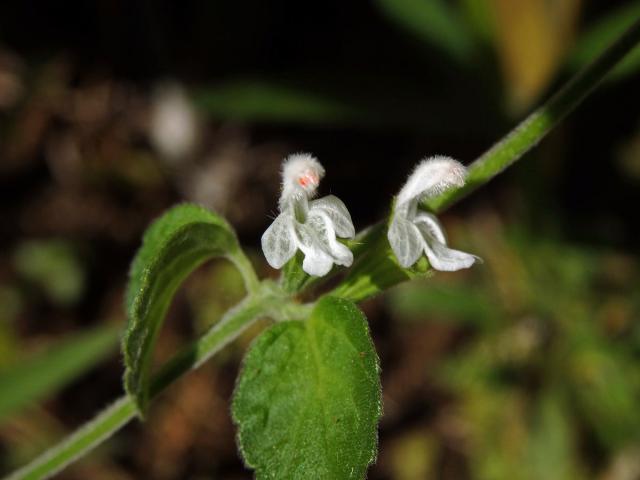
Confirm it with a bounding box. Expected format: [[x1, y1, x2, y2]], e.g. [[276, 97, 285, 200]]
[[426, 17, 640, 212], [230, 249, 261, 295], [4, 399, 135, 480], [4, 293, 272, 480]]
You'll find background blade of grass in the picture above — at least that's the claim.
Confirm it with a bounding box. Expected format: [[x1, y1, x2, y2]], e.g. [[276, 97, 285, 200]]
[[374, 0, 476, 64], [194, 81, 365, 125], [569, 1, 640, 81], [193, 77, 501, 133], [0, 325, 120, 423]]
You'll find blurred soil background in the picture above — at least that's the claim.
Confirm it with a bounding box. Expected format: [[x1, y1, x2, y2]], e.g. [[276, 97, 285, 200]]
[[2, 1, 640, 479]]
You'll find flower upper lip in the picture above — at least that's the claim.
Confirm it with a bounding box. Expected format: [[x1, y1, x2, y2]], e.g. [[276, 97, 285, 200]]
[[388, 156, 480, 272]]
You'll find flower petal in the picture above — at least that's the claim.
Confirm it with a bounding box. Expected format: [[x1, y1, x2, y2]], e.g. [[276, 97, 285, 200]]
[[307, 211, 353, 267], [328, 241, 353, 267], [293, 222, 335, 276], [416, 221, 478, 271], [261, 213, 297, 269], [422, 240, 478, 271], [388, 216, 424, 268], [309, 195, 355, 238], [396, 156, 466, 208], [302, 251, 334, 277], [413, 211, 447, 244]]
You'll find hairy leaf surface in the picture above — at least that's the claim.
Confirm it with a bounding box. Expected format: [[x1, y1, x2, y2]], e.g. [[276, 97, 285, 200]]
[[123, 203, 240, 414], [233, 296, 382, 479]]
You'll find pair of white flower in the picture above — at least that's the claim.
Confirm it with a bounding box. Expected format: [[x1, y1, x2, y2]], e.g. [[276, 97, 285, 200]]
[[261, 153, 479, 277]]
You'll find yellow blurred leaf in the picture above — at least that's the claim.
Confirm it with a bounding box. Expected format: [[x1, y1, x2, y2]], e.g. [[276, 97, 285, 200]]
[[491, 0, 581, 113], [387, 430, 438, 480]]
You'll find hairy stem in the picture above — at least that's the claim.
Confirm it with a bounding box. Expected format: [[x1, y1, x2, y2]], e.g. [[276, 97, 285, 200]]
[[230, 249, 261, 295], [426, 17, 640, 212]]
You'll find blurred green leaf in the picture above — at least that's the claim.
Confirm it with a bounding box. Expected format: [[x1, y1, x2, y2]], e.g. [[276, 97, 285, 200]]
[[0, 286, 22, 368], [429, 220, 640, 476], [387, 281, 497, 326], [194, 81, 363, 125], [194, 76, 502, 134], [569, 2, 640, 81], [374, 0, 476, 64], [187, 261, 247, 332], [526, 391, 583, 480], [387, 430, 439, 480], [232, 296, 382, 479], [122, 203, 242, 415], [0, 325, 119, 423], [568, 331, 640, 449], [13, 240, 85, 306], [460, 0, 495, 43], [468, 389, 529, 480]]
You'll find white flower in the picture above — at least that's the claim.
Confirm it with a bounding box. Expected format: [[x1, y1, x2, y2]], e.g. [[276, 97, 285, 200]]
[[388, 156, 480, 271], [261, 153, 355, 277]]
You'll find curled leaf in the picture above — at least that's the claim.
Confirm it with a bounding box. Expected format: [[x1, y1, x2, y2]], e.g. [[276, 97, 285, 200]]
[[123, 203, 243, 415]]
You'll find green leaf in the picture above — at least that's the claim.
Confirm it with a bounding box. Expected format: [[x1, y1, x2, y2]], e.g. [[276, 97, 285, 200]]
[[374, 0, 476, 64], [0, 325, 119, 423], [232, 296, 382, 479], [122, 203, 245, 415]]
